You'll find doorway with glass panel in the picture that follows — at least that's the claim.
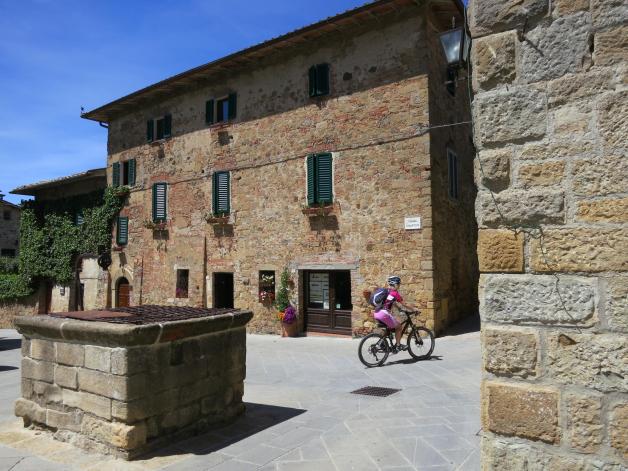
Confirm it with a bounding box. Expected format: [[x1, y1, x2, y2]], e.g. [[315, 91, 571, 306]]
[[304, 270, 353, 335]]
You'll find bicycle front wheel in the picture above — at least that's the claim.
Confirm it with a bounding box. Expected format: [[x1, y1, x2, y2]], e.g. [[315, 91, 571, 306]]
[[407, 326, 435, 360], [358, 333, 389, 367]]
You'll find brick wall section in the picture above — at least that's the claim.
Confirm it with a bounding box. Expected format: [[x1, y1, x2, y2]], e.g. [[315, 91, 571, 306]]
[[471, 0, 627, 468], [106, 6, 477, 335]]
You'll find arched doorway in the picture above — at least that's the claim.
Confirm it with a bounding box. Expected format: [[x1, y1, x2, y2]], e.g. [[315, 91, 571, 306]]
[[116, 277, 131, 307]]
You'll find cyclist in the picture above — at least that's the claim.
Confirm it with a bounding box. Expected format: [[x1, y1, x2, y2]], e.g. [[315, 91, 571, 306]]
[[373, 275, 417, 352]]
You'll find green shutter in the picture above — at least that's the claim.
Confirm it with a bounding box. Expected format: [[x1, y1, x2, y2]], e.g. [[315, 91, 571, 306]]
[[316, 64, 330, 96], [75, 211, 84, 226], [164, 114, 172, 138], [117, 217, 128, 245], [316, 153, 333, 204], [128, 159, 136, 186], [146, 120, 154, 142], [213, 171, 230, 215], [228, 93, 237, 120], [205, 99, 215, 124], [306, 155, 315, 205], [152, 183, 167, 222], [112, 162, 120, 187], [308, 66, 317, 97]]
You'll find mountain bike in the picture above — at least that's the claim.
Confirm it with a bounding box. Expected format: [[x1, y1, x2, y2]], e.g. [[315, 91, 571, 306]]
[[358, 308, 435, 367]]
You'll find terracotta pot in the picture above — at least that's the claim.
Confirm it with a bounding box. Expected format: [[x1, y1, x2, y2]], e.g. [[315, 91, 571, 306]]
[[281, 321, 298, 337]]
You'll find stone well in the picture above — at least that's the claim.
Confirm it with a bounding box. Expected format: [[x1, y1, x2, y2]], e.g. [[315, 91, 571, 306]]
[[14, 306, 252, 459]]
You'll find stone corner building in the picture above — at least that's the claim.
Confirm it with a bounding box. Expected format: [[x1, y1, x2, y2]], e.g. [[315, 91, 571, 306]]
[[10, 169, 108, 315], [82, 0, 478, 336], [471, 0, 627, 468]]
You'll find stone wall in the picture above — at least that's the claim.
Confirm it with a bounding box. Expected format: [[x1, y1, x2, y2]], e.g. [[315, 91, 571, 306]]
[[471, 0, 627, 468], [0, 287, 42, 328], [14, 311, 251, 459], [105, 4, 476, 335]]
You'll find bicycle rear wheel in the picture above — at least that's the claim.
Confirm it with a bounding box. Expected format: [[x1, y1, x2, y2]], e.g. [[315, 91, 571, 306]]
[[358, 333, 389, 367], [407, 326, 435, 360]]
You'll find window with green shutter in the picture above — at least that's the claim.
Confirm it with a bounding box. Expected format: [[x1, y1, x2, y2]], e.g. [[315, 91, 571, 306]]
[[152, 182, 167, 222], [118, 159, 136, 187], [308, 63, 330, 97], [148, 115, 172, 141], [207, 93, 237, 125], [112, 162, 120, 187], [116, 217, 128, 245], [306, 153, 333, 205], [75, 211, 84, 226], [212, 171, 230, 215]]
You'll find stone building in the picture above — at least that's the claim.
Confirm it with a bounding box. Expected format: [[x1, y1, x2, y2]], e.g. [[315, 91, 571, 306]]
[[11, 168, 108, 314], [470, 0, 627, 468], [82, 0, 478, 336], [0, 193, 20, 259]]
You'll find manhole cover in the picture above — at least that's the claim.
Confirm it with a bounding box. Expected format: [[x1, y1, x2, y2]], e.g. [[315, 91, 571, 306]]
[[351, 386, 401, 397]]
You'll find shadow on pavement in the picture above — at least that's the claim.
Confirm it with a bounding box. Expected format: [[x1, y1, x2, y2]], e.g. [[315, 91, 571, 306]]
[[140, 402, 306, 459], [0, 365, 18, 372], [442, 313, 480, 337], [0, 338, 21, 351], [381, 355, 443, 367]]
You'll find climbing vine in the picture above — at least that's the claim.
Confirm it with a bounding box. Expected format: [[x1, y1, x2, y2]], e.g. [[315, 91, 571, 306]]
[[0, 186, 128, 300]]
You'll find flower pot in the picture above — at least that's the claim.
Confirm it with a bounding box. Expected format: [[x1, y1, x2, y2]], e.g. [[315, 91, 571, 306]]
[[281, 321, 298, 337]]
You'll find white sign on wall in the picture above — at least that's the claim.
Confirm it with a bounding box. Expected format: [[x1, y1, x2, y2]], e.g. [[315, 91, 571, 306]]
[[404, 216, 422, 230]]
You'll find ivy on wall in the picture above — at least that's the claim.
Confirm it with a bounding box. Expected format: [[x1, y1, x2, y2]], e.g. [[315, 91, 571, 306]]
[[0, 186, 128, 301]]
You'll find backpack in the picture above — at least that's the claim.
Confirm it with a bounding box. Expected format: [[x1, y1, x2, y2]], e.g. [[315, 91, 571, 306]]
[[369, 288, 389, 309]]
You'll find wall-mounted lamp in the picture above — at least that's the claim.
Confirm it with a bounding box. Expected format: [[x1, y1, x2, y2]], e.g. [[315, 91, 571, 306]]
[[438, 25, 471, 96]]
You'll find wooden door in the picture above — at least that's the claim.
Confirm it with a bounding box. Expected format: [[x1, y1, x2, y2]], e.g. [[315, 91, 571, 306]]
[[117, 278, 131, 308], [305, 271, 352, 335]]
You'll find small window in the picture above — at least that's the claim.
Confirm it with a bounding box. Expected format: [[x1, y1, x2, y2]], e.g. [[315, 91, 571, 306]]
[[112, 159, 136, 187], [307, 153, 333, 206], [206, 93, 237, 125], [212, 171, 230, 215], [447, 149, 459, 199], [152, 182, 168, 222], [309, 63, 330, 97], [116, 216, 128, 245], [3, 210, 10, 221], [1, 249, 16, 257], [147, 114, 171, 142], [176, 269, 189, 298], [259, 271, 275, 304]]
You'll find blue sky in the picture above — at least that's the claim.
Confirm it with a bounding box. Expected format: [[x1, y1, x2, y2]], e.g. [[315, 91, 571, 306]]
[[0, 0, 466, 204]]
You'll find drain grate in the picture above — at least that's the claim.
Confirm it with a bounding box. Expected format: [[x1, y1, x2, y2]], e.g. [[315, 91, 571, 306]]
[[351, 386, 401, 397]]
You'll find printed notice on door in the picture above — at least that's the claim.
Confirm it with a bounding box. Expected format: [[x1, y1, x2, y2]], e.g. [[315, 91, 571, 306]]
[[309, 273, 329, 310]]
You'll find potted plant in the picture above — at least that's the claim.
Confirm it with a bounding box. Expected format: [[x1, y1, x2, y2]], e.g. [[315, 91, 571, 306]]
[[143, 220, 168, 231], [275, 268, 298, 337]]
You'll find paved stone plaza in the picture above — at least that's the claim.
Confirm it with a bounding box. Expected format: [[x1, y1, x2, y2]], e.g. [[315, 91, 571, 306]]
[[0, 326, 480, 470]]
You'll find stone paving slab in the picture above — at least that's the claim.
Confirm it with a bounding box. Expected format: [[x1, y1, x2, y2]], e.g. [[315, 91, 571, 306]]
[[0, 326, 481, 470]]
